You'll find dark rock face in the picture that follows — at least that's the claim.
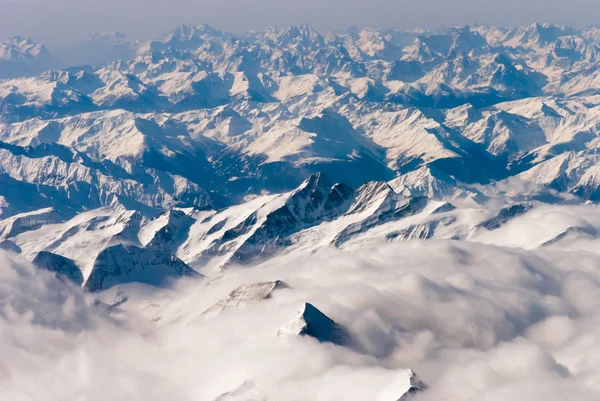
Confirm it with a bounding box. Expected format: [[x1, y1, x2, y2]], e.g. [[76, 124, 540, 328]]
[[279, 302, 350, 346], [333, 184, 428, 247], [229, 173, 355, 263], [299, 302, 349, 345], [478, 203, 531, 230], [32, 251, 84, 286], [85, 244, 201, 292], [193, 172, 431, 266], [283, 173, 355, 224], [146, 209, 196, 254], [196, 173, 357, 266], [0, 240, 22, 254]]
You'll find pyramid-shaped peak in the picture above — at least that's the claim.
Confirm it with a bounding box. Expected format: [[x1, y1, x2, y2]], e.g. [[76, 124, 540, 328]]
[[290, 24, 321, 35], [299, 172, 334, 191], [289, 172, 355, 218], [275, 24, 325, 45], [278, 302, 349, 345]]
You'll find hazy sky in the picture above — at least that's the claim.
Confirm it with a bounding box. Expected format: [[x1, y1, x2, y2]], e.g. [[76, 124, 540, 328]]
[[2, 0, 600, 48]]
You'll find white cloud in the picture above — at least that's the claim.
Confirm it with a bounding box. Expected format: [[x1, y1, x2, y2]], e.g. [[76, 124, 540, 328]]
[[4, 230, 600, 400]]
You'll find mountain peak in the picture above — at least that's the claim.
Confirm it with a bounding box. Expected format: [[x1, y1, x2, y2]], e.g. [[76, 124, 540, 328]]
[[290, 24, 320, 35], [296, 172, 334, 193], [278, 302, 349, 345], [268, 24, 325, 46], [1, 36, 50, 60], [85, 244, 202, 292], [164, 24, 224, 44], [32, 251, 83, 286]]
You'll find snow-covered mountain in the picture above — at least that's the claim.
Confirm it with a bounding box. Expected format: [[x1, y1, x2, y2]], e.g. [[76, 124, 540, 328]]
[[6, 21, 600, 305], [0, 37, 55, 79], [6, 22, 600, 400]]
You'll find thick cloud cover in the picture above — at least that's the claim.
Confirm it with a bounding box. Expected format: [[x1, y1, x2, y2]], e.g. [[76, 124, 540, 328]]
[[2, 0, 600, 47], [4, 233, 600, 400]]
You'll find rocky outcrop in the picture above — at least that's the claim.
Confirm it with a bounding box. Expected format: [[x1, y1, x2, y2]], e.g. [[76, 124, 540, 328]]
[[32, 251, 84, 285], [85, 244, 201, 292], [278, 302, 349, 346]]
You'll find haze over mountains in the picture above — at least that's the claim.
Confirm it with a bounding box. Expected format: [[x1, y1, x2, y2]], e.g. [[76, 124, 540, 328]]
[[5, 22, 600, 401]]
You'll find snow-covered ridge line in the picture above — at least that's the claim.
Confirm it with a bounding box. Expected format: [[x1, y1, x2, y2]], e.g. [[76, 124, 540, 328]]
[[3, 23, 600, 212]]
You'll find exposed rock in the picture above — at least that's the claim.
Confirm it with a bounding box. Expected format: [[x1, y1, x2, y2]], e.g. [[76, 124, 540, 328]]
[[145, 209, 196, 254], [278, 302, 349, 346], [333, 186, 428, 247], [228, 173, 355, 264], [0, 239, 22, 254], [32, 251, 84, 285], [85, 244, 201, 292], [478, 204, 531, 230]]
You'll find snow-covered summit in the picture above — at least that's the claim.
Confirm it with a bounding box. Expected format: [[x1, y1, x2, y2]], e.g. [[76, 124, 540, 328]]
[[0, 37, 54, 79], [0, 37, 50, 61]]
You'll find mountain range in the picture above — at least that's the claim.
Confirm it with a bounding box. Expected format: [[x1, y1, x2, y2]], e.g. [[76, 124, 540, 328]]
[[4, 22, 600, 400], [4, 22, 600, 289]]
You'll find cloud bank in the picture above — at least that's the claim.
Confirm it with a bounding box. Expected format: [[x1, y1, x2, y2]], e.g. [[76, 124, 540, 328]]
[[4, 233, 600, 400]]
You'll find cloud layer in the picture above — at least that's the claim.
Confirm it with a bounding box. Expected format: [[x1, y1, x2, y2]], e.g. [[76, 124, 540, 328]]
[[4, 232, 600, 400]]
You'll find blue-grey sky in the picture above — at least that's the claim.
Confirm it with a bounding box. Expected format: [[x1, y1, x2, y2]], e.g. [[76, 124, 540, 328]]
[[2, 0, 600, 48]]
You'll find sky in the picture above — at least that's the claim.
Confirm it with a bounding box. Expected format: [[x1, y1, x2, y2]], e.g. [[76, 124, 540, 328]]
[[2, 0, 600, 48]]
